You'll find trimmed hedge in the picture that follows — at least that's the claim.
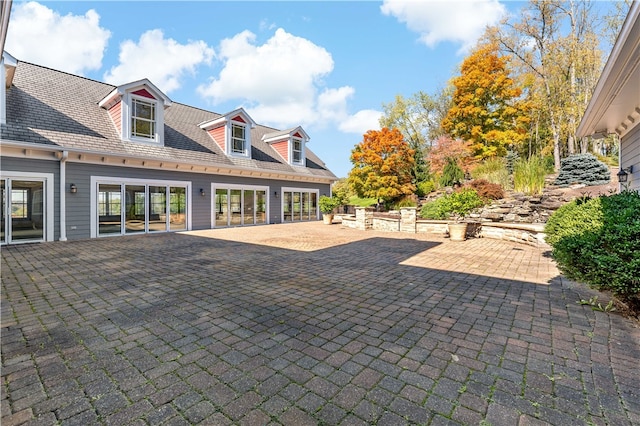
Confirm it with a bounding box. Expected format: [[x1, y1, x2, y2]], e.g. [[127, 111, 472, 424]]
[[544, 190, 640, 309]]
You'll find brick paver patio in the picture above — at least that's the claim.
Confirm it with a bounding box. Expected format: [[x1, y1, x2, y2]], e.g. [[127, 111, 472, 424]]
[[2, 222, 639, 425]]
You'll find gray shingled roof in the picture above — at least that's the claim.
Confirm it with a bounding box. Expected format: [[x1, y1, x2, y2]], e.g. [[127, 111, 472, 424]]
[[1, 61, 336, 179]]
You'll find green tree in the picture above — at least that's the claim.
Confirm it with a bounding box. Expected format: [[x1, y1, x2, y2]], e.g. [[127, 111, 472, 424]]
[[380, 88, 452, 184], [442, 42, 530, 159], [348, 128, 416, 204]]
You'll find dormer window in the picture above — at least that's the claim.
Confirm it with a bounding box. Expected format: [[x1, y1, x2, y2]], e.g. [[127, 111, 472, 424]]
[[99, 79, 171, 146], [262, 126, 309, 166], [199, 108, 256, 159], [131, 97, 156, 140], [231, 123, 247, 155], [292, 137, 303, 164]]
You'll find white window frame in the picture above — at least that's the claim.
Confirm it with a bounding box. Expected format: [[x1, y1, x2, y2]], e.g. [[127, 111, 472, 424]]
[[131, 97, 156, 140], [228, 122, 250, 158], [0, 171, 55, 244], [122, 93, 164, 145], [281, 187, 319, 223], [291, 137, 304, 165], [210, 183, 269, 228], [90, 176, 191, 238]]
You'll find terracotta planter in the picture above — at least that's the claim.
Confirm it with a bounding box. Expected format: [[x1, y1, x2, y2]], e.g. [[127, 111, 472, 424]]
[[322, 213, 334, 225], [448, 222, 468, 241]]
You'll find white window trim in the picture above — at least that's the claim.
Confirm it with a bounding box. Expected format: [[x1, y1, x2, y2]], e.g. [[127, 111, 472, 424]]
[[0, 171, 55, 243], [227, 121, 251, 158], [281, 187, 320, 223], [291, 137, 305, 165], [121, 93, 165, 145], [90, 176, 191, 238], [210, 183, 269, 228]]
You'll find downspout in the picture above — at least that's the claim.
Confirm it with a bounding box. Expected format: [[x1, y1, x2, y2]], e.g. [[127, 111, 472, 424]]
[[59, 150, 68, 241]]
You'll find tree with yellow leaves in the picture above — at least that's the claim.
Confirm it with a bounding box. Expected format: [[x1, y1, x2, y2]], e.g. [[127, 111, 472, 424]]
[[442, 42, 530, 159], [348, 128, 416, 204]]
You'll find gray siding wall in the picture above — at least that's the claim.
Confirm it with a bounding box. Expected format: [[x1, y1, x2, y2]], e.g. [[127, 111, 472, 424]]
[[66, 162, 330, 240], [1, 156, 61, 241], [621, 124, 640, 192]]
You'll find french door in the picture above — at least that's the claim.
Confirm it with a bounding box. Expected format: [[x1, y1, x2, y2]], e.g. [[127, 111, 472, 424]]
[[1, 178, 46, 244]]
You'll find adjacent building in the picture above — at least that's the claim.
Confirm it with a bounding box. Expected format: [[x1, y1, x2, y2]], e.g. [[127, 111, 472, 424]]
[[577, 1, 640, 192], [0, 55, 336, 244]]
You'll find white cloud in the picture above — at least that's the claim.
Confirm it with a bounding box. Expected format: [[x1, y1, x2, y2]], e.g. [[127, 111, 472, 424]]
[[339, 110, 383, 134], [104, 29, 214, 94], [381, 0, 506, 53], [198, 28, 377, 134], [5, 1, 110, 75]]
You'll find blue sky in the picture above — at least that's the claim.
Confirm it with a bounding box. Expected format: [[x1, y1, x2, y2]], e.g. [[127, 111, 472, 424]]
[[4, 1, 614, 177]]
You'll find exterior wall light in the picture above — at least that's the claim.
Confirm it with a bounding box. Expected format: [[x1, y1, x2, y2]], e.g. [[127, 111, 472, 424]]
[[617, 166, 633, 183], [274, 191, 279, 198], [200, 188, 206, 196], [70, 183, 77, 193]]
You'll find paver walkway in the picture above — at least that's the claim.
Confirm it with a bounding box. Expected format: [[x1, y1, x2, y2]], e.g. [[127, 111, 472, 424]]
[[1, 222, 639, 425]]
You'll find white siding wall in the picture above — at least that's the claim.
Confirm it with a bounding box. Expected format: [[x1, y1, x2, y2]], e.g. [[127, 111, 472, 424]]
[[621, 124, 640, 192]]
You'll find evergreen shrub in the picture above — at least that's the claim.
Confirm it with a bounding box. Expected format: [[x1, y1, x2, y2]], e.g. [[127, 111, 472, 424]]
[[416, 180, 437, 197], [544, 190, 640, 310], [553, 153, 610, 187], [440, 157, 464, 187]]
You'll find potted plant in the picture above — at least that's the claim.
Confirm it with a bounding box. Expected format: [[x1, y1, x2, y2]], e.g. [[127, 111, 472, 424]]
[[420, 189, 483, 241], [319, 195, 340, 224], [447, 188, 484, 241]]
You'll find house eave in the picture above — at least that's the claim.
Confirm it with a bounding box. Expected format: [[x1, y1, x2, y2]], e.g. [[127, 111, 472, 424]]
[[577, 1, 640, 139], [0, 140, 335, 184]]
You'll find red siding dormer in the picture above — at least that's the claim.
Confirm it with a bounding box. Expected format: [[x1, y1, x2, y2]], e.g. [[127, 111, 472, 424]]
[[99, 78, 172, 145], [199, 108, 256, 159], [272, 140, 289, 162], [207, 126, 226, 152], [107, 101, 122, 134]]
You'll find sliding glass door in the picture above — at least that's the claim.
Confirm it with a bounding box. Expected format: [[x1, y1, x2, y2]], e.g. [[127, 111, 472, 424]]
[[1, 178, 46, 244], [281, 188, 319, 222], [212, 185, 268, 227]]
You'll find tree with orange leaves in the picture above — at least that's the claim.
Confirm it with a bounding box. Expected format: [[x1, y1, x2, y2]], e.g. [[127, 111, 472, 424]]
[[442, 42, 530, 159], [348, 128, 415, 204]]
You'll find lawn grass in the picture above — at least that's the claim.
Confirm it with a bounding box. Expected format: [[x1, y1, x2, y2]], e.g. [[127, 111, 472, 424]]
[[348, 196, 377, 207]]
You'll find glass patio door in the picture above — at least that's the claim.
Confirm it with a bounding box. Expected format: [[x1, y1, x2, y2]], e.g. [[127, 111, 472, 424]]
[[1, 178, 45, 244]]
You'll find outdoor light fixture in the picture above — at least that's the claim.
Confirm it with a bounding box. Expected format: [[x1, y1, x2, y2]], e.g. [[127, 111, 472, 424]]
[[274, 191, 279, 198], [70, 183, 77, 193], [617, 166, 633, 183], [200, 188, 205, 196]]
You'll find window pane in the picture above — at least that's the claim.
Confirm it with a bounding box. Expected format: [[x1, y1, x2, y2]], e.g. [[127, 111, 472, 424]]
[[283, 192, 292, 222], [215, 189, 228, 227], [310, 192, 317, 220], [170, 187, 186, 231], [149, 186, 167, 232], [294, 192, 302, 221], [125, 185, 145, 234], [10, 181, 44, 241], [256, 191, 266, 224], [244, 190, 255, 225], [98, 184, 122, 235], [302, 192, 310, 220], [230, 189, 242, 226]]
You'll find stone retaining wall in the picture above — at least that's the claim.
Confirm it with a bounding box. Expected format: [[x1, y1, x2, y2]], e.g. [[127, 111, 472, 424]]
[[340, 207, 548, 246]]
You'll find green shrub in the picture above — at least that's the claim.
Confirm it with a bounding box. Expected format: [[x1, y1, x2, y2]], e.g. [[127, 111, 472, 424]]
[[440, 157, 464, 187], [544, 190, 640, 309], [420, 188, 484, 220], [514, 156, 547, 195], [319, 195, 341, 214], [466, 179, 504, 200], [553, 153, 610, 187], [471, 157, 511, 188], [394, 197, 417, 208], [416, 180, 436, 197]]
